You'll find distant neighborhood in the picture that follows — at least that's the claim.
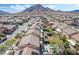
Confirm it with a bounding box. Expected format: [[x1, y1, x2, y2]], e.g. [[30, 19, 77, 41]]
[[0, 4, 79, 55]]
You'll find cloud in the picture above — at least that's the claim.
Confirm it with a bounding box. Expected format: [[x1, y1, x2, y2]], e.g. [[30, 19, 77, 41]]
[[76, 4, 79, 7], [43, 4, 56, 9], [9, 4, 31, 13], [0, 4, 32, 13], [0, 6, 9, 9], [0, 4, 56, 13], [10, 5, 27, 9]]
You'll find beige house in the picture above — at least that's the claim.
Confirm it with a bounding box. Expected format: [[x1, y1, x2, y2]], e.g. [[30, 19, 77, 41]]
[[62, 28, 77, 38], [14, 47, 39, 55], [55, 24, 67, 32], [14, 23, 41, 55], [18, 34, 40, 49], [71, 33, 79, 41], [14, 33, 40, 55], [56, 24, 67, 30], [26, 28, 41, 37]]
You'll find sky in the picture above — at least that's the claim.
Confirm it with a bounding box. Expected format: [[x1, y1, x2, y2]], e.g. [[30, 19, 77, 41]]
[[0, 4, 79, 13]]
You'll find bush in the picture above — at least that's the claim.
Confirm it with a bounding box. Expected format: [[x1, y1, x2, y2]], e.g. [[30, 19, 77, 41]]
[[43, 28, 47, 31], [64, 48, 75, 55], [0, 38, 16, 54], [15, 33, 21, 39], [5, 38, 16, 47], [5, 38, 16, 54], [0, 45, 7, 54], [60, 35, 67, 42], [47, 32, 53, 36]]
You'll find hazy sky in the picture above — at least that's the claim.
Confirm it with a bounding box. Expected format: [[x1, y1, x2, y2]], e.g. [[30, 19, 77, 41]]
[[0, 4, 79, 13]]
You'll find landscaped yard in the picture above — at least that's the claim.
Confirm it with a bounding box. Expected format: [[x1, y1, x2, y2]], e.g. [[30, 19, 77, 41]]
[[42, 24, 77, 55]]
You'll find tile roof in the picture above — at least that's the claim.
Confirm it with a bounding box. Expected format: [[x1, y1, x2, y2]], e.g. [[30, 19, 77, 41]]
[[71, 33, 79, 40], [26, 28, 41, 36], [19, 34, 40, 48], [22, 47, 39, 55], [62, 28, 77, 35], [14, 47, 39, 55], [57, 24, 67, 30]]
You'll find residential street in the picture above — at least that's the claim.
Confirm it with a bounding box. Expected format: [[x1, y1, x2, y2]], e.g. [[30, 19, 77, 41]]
[[0, 22, 29, 45]]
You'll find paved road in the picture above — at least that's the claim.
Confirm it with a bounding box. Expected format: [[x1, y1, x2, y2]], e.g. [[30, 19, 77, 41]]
[[8, 22, 29, 39], [0, 22, 29, 45], [3, 22, 30, 55]]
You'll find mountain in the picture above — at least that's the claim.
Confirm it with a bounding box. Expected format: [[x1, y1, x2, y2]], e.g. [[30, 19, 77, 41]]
[[69, 10, 79, 12], [0, 10, 9, 14], [23, 4, 54, 12]]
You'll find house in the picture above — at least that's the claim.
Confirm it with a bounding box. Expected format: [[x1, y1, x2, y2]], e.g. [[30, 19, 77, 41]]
[[3, 25, 18, 34], [62, 28, 77, 38], [14, 33, 40, 55], [0, 24, 8, 33], [57, 24, 67, 30], [64, 20, 73, 25], [0, 24, 18, 34], [30, 23, 41, 31], [67, 40, 76, 46], [71, 33, 79, 41], [26, 23, 41, 37], [72, 18, 79, 26], [0, 19, 8, 24], [48, 22, 54, 26], [19, 34, 40, 49], [8, 19, 14, 22], [15, 19, 24, 23], [14, 47, 39, 55], [14, 23, 41, 55], [26, 28, 41, 37], [55, 24, 67, 32]]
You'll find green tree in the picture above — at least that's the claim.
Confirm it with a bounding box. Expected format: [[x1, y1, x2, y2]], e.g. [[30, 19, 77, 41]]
[[64, 48, 75, 55], [60, 35, 67, 42], [15, 33, 21, 39]]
